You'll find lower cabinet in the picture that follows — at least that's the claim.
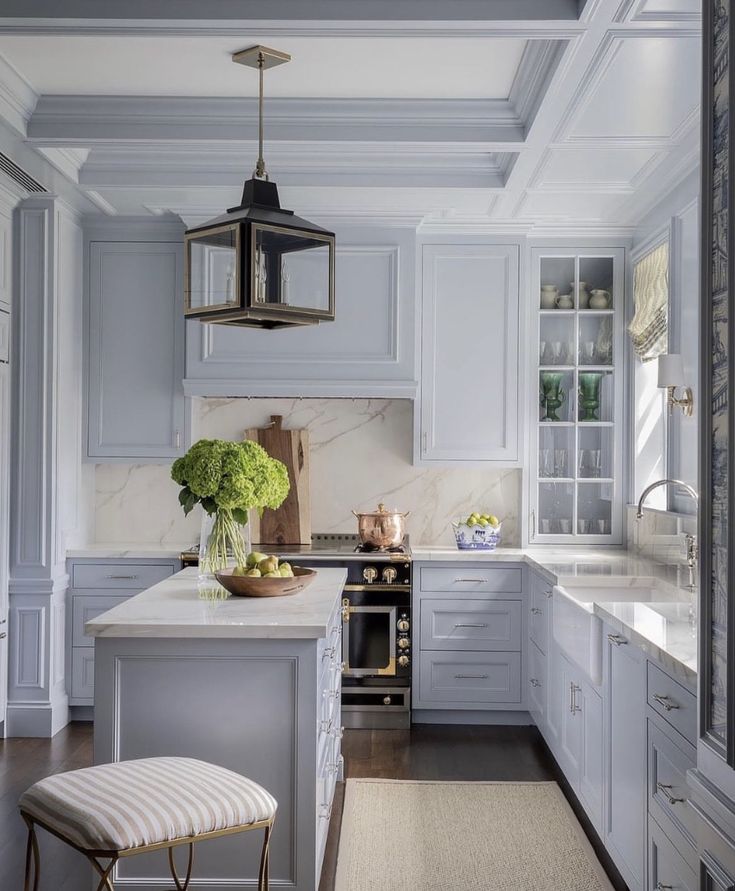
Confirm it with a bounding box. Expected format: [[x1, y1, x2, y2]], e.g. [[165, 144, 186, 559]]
[[413, 562, 526, 712], [649, 815, 697, 891], [604, 624, 647, 891], [67, 557, 180, 706]]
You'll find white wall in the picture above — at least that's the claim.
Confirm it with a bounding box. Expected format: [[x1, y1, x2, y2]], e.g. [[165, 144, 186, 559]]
[[94, 398, 522, 547], [630, 170, 699, 512]]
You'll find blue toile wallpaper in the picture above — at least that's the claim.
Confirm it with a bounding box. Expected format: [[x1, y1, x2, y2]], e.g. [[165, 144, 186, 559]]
[[710, 0, 730, 744]]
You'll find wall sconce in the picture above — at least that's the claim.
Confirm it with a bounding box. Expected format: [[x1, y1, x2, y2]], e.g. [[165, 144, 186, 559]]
[[657, 353, 694, 417]]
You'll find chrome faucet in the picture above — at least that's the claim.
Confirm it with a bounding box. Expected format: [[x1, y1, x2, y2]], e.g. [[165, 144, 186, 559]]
[[636, 479, 699, 590]]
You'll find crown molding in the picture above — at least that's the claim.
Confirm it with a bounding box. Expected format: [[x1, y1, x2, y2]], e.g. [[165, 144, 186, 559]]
[[0, 52, 38, 136], [28, 95, 526, 147], [508, 39, 569, 130]]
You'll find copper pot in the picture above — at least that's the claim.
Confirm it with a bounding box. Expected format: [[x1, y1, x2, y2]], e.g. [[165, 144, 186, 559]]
[[352, 503, 410, 549]]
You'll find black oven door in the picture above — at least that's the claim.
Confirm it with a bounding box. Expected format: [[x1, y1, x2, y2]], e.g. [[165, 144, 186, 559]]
[[342, 601, 397, 678]]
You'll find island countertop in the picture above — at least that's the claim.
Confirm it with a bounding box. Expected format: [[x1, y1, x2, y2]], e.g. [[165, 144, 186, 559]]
[[85, 566, 347, 639]]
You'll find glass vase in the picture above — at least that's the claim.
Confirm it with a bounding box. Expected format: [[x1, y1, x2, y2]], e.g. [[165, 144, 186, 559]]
[[578, 372, 603, 421], [198, 509, 251, 581]]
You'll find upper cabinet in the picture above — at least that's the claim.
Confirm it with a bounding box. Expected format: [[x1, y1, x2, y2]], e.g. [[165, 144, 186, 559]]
[[528, 248, 625, 544], [417, 243, 521, 464], [86, 234, 189, 461], [184, 226, 417, 398]]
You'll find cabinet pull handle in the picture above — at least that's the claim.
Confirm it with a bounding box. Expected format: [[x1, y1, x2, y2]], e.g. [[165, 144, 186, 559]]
[[530, 678, 541, 687], [454, 622, 488, 628], [106, 574, 138, 580], [656, 782, 685, 805], [652, 693, 680, 711], [655, 884, 673, 890], [607, 633, 628, 646], [174, 430, 181, 449], [570, 682, 581, 713], [531, 607, 542, 615], [0, 631, 6, 640], [453, 578, 487, 583], [545, 589, 553, 599], [422, 432, 427, 454], [455, 674, 488, 680]]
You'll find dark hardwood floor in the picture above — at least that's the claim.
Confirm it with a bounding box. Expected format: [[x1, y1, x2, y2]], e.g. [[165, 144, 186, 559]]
[[0, 722, 625, 890]]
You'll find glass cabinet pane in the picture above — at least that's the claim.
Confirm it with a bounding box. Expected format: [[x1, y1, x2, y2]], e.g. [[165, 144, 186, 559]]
[[538, 482, 574, 535], [578, 370, 614, 422], [539, 315, 574, 366], [578, 315, 614, 366], [579, 256, 614, 309], [578, 427, 613, 479], [539, 257, 575, 310], [539, 427, 575, 479], [576, 483, 613, 536]]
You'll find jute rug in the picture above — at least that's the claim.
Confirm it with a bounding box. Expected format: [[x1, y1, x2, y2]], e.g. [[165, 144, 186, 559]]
[[334, 779, 615, 890]]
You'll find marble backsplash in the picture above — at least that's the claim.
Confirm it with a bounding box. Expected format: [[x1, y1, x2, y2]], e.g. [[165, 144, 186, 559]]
[[94, 399, 521, 547], [626, 504, 697, 565]]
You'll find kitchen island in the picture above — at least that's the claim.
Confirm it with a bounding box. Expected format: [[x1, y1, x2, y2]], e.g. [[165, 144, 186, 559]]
[[86, 566, 346, 891]]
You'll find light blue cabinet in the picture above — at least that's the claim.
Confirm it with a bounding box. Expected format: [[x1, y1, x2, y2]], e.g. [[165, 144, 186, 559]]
[[86, 238, 189, 461], [417, 243, 521, 464], [184, 226, 417, 398]]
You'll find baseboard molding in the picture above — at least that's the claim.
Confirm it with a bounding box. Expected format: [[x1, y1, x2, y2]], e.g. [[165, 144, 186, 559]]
[[69, 705, 94, 723], [412, 709, 533, 726], [6, 698, 70, 738]]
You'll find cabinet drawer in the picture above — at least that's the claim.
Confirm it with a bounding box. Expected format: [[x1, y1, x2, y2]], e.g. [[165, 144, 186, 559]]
[[419, 565, 522, 594], [418, 651, 521, 704], [647, 663, 697, 745], [72, 562, 175, 590], [648, 719, 697, 854], [649, 814, 697, 891], [420, 599, 521, 651], [528, 639, 547, 725], [0, 311, 8, 363], [71, 648, 95, 701], [73, 595, 131, 647]]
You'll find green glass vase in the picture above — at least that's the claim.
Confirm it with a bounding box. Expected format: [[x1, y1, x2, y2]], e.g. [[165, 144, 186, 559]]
[[578, 372, 603, 421], [540, 372, 566, 422]]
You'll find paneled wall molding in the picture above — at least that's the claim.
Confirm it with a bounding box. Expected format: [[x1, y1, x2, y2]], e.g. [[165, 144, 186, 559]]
[[7, 194, 81, 736]]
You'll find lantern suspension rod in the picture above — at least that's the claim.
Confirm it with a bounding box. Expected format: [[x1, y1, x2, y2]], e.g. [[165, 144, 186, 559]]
[[231, 45, 292, 182], [256, 52, 266, 180]]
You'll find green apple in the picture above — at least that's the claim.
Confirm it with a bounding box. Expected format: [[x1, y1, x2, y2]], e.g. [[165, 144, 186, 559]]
[[488, 515, 500, 527], [478, 517, 489, 527]]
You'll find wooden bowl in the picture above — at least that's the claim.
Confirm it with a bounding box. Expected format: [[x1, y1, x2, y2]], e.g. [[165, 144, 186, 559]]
[[215, 566, 317, 598]]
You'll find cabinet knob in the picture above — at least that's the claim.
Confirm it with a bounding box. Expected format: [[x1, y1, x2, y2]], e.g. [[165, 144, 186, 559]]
[[531, 607, 542, 615], [530, 678, 541, 687]]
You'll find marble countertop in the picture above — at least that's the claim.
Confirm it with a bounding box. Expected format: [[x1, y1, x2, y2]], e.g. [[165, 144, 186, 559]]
[[413, 546, 698, 685], [67, 542, 193, 559], [85, 566, 346, 640]]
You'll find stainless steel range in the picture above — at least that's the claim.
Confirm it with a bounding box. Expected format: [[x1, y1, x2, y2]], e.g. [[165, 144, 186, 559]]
[[179, 533, 412, 728]]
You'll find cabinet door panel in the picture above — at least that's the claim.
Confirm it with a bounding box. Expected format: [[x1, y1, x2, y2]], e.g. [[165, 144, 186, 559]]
[[559, 656, 582, 780], [88, 241, 187, 459], [420, 599, 522, 651], [418, 651, 521, 705], [605, 630, 646, 891], [578, 679, 603, 834], [421, 244, 520, 462], [528, 639, 547, 729]]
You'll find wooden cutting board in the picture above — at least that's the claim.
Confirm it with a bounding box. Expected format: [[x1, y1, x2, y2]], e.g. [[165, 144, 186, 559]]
[[244, 415, 310, 546]]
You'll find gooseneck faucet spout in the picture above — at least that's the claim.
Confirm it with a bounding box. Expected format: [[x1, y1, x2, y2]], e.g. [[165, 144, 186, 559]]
[[636, 478, 699, 519]]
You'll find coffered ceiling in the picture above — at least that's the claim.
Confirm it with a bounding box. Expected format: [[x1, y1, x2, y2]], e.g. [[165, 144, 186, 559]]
[[0, 0, 701, 231]]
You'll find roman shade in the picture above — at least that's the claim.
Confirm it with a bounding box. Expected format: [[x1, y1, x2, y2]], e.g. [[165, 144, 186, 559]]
[[629, 241, 669, 360]]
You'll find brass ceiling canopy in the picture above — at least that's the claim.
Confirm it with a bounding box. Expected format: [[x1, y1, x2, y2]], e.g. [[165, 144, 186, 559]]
[[184, 45, 335, 330]]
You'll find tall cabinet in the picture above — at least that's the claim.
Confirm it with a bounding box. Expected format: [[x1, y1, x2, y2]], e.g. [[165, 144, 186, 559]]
[[0, 186, 13, 734], [528, 248, 625, 544]]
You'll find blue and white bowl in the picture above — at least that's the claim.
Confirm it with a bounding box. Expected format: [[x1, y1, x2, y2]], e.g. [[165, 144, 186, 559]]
[[452, 520, 502, 551]]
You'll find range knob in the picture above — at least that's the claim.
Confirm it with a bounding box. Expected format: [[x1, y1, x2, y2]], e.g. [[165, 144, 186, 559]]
[[398, 655, 410, 668], [397, 637, 410, 650], [382, 566, 397, 584], [363, 566, 378, 584], [397, 618, 410, 632]]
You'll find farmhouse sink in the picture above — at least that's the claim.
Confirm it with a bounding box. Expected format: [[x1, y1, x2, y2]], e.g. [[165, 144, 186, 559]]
[[552, 577, 692, 686]]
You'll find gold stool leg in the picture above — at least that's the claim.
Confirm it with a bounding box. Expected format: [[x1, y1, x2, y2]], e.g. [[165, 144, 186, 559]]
[[22, 817, 40, 891], [89, 855, 118, 891], [258, 820, 273, 891], [168, 842, 194, 891]]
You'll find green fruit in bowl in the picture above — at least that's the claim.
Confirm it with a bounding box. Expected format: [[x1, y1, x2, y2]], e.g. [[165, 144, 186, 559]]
[[258, 556, 279, 574], [279, 565, 294, 578], [233, 565, 247, 577], [478, 517, 489, 527], [263, 571, 280, 578], [245, 567, 262, 577], [488, 515, 500, 527]]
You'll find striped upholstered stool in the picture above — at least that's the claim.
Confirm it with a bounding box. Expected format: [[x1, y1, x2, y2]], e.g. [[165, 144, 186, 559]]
[[18, 757, 277, 891]]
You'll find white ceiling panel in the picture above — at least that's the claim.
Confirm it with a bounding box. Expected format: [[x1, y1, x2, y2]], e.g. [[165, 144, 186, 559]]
[[514, 190, 627, 221], [534, 146, 660, 188], [630, 0, 701, 20], [0, 34, 527, 99], [567, 36, 700, 141]]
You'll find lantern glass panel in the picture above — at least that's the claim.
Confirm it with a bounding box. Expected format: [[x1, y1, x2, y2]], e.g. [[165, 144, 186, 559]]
[[252, 224, 332, 315], [186, 225, 239, 312]]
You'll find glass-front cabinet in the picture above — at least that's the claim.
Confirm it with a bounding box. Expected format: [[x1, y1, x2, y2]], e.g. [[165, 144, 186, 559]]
[[529, 248, 625, 544]]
